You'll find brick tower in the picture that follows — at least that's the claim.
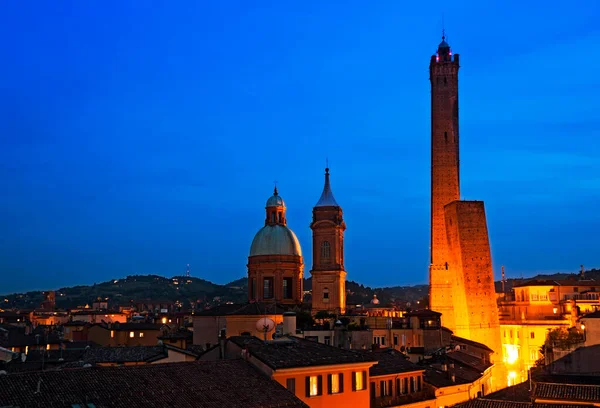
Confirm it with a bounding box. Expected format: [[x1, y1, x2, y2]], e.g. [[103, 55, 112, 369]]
[[310, 168, 347, 315], [429, 33, 505, 388], [429, 32, 462, 332]]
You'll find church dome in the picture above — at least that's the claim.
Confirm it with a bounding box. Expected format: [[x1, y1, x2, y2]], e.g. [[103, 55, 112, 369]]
[[266, 193, 285, 208], [249, 225, 302, 257]]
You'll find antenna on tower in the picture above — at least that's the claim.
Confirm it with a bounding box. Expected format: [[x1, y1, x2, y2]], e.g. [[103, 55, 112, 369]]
[[501, 266, 506, 294], [442, 13, 445, 39], [186, 264, 190, 278], [580, 265, 585, 279]]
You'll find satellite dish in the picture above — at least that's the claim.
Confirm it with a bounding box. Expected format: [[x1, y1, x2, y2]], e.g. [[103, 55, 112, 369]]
[[21, 353, 27, 363], [256, 317, 275, 333]]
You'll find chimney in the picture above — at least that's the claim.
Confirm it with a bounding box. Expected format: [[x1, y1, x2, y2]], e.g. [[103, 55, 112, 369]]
[[282, 312, 296, 336], [218, 328, 226, 359]]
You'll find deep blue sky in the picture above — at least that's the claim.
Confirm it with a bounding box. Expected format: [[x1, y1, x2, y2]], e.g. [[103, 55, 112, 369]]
[[1, 1, 599, 294]]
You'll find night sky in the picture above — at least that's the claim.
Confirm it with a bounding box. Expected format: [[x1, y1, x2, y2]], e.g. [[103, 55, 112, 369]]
[[1, 1, 599, 294]]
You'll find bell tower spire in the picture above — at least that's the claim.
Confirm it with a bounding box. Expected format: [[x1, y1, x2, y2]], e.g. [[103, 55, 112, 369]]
[[310, 167, 347, 315]]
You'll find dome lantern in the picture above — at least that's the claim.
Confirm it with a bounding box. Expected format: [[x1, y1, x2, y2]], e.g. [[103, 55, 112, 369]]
[[265, 186, 286, 226]]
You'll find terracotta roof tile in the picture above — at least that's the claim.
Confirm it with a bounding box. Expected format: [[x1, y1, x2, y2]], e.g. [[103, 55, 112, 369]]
[[229, 335, 376, 369], [454, 400, 531, 408], [361, 349, 423, 376], [535, 382, 600, 402], [0, 360, 308, 408]]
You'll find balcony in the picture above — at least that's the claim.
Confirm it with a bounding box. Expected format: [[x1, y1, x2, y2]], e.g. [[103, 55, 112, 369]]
[[370, 389, 436, 408]]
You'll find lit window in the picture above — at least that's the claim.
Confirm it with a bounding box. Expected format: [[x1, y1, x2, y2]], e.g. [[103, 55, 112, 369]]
[[129, 331, 134, 338], [161, 317, 167, 324], [25, 346, 29, 354], [110, 330, 115, 338], [330, 374, 340, 394], [354, 371, 365, 391], [46, 344, 50, 350], [310, 376, 319, 396], [139, 332, 144, 338]]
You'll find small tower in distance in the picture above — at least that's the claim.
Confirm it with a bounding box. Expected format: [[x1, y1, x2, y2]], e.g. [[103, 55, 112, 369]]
[[310, 167, 347, 315]]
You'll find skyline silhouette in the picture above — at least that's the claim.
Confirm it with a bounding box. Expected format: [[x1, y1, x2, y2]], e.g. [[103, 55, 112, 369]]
[[1, 1, 599, 293]]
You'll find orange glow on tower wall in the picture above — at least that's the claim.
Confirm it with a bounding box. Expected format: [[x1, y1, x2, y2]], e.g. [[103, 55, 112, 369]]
[[429, 36, 506, 389], [429, 35, 461, 331], [444, 202, 503, 366]]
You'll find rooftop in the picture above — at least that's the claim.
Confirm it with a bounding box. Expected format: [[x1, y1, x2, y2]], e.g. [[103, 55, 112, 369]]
[[94, 322, 163, 331], [362, 348, 423, 376], [447, 350, 493, 372], [0, 360, 308, 408], [229, 335, 376, 370], [535, 381, 600, 402], [451, 335, 494, 353], [406, 309, 442, 318], [513, 278, 600, 288], [455, 400, 531, 408], [194, 302, 289, 317]]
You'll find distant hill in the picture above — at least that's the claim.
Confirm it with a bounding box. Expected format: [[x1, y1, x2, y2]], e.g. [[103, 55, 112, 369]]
[[1, 275, 249, 310], [2, 268, 598, 311]]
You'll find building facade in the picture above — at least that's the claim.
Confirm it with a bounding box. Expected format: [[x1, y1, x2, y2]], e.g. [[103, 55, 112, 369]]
[[497, 278, 600, 384], [310, 168, 347, 315], [248, 187, 304, 304]]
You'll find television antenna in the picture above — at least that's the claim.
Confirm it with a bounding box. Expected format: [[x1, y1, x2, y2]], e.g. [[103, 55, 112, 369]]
[[186, 264, 191, 278]]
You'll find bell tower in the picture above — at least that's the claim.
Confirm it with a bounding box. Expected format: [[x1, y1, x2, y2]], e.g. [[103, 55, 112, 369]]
[[310, 167, 346, 315], [429, 32, 461, 331]]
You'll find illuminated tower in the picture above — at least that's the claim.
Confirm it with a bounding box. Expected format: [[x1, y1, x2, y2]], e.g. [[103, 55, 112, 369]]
[[310, 168, 346, 315], [429, 32, 461, 331], [429, 33, 505, 388]]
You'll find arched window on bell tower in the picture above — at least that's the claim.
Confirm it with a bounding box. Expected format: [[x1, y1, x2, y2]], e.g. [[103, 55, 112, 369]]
[[321, 241, 330, 260]]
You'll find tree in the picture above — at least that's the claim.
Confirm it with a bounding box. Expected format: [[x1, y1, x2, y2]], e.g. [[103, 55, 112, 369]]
[[295, 311, 314, 330], [314, 310, 332, 320]]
